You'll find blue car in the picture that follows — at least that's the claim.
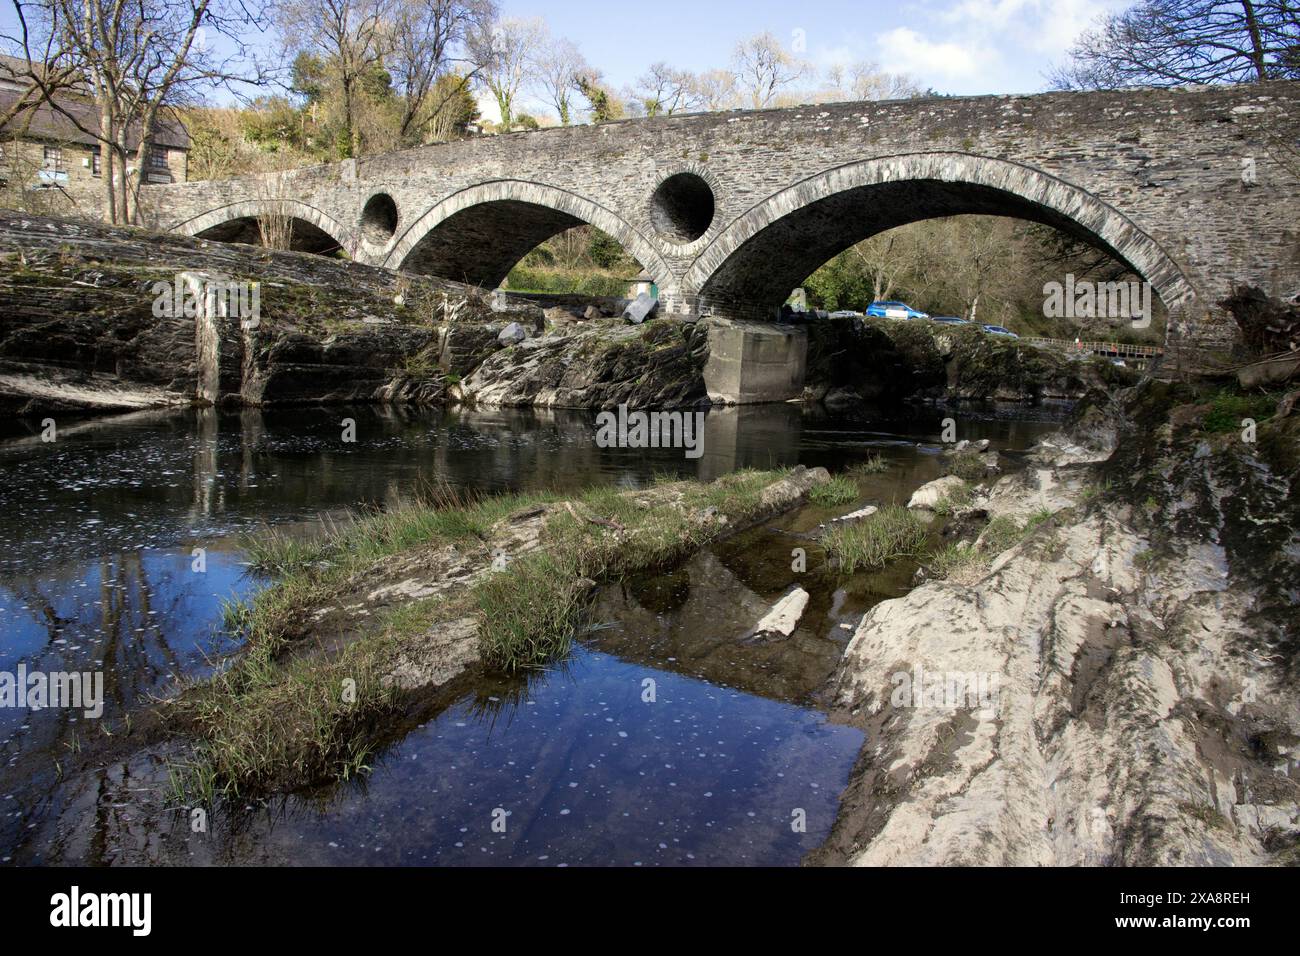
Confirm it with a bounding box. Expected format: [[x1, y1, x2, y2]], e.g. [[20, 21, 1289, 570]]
[[981, 324, 1019, 338], [866, 300, 929, 320]]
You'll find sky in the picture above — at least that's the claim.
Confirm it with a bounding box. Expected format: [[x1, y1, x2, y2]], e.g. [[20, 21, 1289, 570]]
[[495, 0, 1132, 118], [0, 0, 1133, 117]]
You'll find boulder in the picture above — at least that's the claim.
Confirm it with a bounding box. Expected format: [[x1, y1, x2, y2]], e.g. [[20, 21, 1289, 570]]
[[907, 475, 968, 510], [498, 322, 527, 346], [823, 386, 864, 410], [745, 587, 809, 641], [623, 292, 657, 325]]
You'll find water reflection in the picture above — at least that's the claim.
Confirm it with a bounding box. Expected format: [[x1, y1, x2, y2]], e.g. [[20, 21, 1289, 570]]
[[0, 400, 1065, 865], [151, 648, 866, 867]]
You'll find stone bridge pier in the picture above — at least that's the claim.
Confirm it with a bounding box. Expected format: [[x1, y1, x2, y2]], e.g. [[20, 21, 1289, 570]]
[[140, 81, 1300, 399]]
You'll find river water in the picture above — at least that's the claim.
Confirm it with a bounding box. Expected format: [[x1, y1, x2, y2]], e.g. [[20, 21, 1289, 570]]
[[0, 402, 1064, 865]]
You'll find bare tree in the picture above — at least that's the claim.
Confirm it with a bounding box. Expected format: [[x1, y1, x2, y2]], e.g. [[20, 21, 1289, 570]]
[[255, 175, 294, 249], [634, 61, 700, 116], [0, 4, 84, 131], [733, 31, 807, 109], [531, 32, 585, 125], [468, 14, 544, 129], [387, 0, 494, 144], [276, 0, 390, 157], [820, 61, 922, 102], [1053, 0, 1300, 88], [691, 68, 740, 111], [848, 61, 922, 100]]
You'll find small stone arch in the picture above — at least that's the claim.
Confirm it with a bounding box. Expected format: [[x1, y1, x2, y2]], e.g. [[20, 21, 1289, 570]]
[[685, 152, 1198, 329], [170, 200, 354, 256], [385, 180, 676, 292]]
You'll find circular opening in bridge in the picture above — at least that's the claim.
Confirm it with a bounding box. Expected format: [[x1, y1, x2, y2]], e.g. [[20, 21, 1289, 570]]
[[650, 172, 714, 244], [361, 192, 398, 244]]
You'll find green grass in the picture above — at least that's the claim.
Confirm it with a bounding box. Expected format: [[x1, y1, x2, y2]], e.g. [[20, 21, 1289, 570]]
[[173, 628, 402, 801], [932, 481, 974, 516], [844, 454, 889, 477], [927, 542, 983, 580], [1200, 389, 1278, 434], [822, 505, 930, 572], [926, 508, 1055, 581], [809, 475, 859, 506], [474, 550, 590, 672], [945, 448, 990, 482], [980, 515, 1025, 555]]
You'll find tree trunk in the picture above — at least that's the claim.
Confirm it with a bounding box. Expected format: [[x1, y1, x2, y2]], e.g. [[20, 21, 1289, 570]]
[[115, 134, 131, 224], [1240, 1, 1269, 80], [99, 106, 116, 224], [341, 74, 358, 157]]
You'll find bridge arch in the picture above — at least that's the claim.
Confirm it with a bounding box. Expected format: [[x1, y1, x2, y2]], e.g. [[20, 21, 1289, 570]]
[[171, 200, 353, 256], [684, 153, 1197, 327], [385, 180, 676, 291]]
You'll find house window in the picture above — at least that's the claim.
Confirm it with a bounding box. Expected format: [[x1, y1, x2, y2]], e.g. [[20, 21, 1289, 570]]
[[147, 146, 168, 169], [92, 147, 101, 177], [43, 145, 64, 170]]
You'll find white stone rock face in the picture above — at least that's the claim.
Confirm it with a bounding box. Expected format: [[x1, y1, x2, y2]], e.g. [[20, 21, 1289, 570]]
[[907, 475, 968, 510], [820, 468, 1298, 867]]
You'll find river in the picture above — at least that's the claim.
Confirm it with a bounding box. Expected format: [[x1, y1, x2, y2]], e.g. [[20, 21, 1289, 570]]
[[0, 401, 1065, 865]]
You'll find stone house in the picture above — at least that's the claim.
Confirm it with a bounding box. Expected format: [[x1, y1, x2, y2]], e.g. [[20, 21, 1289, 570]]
[[0, 55, 190, 212]]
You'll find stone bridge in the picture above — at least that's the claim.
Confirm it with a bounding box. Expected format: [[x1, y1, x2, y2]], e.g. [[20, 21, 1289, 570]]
[[141, 81, 1300, 351]]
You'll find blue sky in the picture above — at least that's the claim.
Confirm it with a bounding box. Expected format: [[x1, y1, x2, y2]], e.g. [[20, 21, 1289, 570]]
[[0, 0, 1131, 113], [502, 0, 1131, 111]]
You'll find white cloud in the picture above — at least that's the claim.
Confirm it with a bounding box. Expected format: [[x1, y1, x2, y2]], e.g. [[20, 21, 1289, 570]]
[[874, 26, 993, 80], [940, 0, 1122, 55], [849, 0, 1128, 93]]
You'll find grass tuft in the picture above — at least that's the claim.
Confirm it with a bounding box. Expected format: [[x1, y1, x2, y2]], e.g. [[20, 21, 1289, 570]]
[[844, 454, 889, 477], [822, 505, 930, 572], [926, 542, 983, 581], [945, 448, 991, 482], [1200, 389, 1278, 434], [809, 475, 859, 506], [475, 551, 590, 673]]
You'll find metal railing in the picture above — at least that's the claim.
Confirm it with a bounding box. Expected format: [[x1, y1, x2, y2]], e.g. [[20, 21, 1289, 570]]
[[1020, 336, 1164, 358]]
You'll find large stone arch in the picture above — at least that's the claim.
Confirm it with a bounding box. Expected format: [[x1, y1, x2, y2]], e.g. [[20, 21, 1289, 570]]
[[170, 200, 354, 256], [684, 153, 1198, 329], [385, 180, 676, 290]]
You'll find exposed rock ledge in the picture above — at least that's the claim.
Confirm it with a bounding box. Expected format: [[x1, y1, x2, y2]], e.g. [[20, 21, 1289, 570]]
[[811, 398, 1300, 866]]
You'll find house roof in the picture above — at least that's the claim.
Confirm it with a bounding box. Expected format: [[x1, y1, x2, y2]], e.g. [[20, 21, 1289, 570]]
[[0, 59, 190, 151]]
